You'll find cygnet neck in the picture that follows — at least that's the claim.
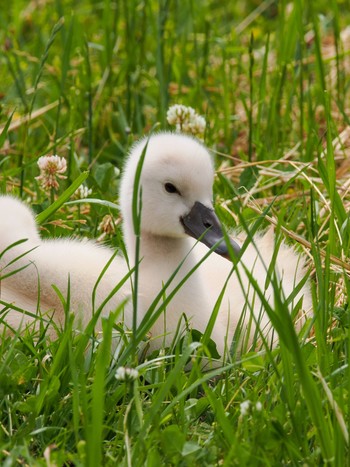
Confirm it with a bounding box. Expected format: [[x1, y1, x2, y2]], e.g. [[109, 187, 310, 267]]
[[142, 231, 193, 260], [123, 222, 194, 267]]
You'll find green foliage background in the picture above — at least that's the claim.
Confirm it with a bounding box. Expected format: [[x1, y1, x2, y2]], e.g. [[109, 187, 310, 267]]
[[0, 0, 349, 465]]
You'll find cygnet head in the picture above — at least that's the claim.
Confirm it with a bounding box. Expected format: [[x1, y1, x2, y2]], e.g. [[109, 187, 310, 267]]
[[119, 132, 240, 258]]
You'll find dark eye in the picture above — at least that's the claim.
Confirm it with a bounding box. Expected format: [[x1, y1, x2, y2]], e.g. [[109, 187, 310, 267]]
[[165, 182, 180, 195]]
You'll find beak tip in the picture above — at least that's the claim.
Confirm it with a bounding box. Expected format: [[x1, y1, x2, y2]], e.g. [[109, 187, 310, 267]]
[[214, 239, 241, 259]]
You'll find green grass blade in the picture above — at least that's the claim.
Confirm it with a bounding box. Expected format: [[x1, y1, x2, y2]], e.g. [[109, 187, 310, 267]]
[[35, 171, 89, 224]]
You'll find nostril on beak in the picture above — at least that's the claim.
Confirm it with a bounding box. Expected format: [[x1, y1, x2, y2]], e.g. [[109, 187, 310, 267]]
[[204, 221, 212, 229]]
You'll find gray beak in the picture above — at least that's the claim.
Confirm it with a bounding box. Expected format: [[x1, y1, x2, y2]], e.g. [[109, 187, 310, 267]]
[[180, 201, 240, 259]]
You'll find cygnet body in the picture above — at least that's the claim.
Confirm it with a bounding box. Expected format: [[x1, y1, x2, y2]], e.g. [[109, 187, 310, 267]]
[[0, 196, 131, 335]]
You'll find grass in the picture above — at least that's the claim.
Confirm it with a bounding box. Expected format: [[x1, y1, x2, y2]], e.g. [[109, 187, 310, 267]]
[[0, 0, 349, 464]]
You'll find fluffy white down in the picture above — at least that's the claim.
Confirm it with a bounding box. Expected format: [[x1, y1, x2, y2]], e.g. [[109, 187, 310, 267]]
[[0, 196, 131, 335], [0, 132, 311, 357]]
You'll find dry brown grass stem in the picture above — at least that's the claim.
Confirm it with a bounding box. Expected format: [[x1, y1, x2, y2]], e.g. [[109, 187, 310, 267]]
[[246, 203, 350, 274], [0, 101, 59, 134]]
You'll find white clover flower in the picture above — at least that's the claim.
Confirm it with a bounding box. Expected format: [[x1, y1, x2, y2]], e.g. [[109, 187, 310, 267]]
[[115, 366, 139, 381], [240, 400, 251, 416], [166, 104, 195, 127], [167, 104, 206, 139], [184, 115, 206, 137], [255, 401, 263, 412], [36, 155, 67, 190], [74, 184, 92, 199]]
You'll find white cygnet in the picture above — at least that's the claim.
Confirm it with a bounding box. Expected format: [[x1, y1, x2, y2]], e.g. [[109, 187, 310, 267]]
[[0, 132, 311, 358], [119, 132, 311, 357]]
